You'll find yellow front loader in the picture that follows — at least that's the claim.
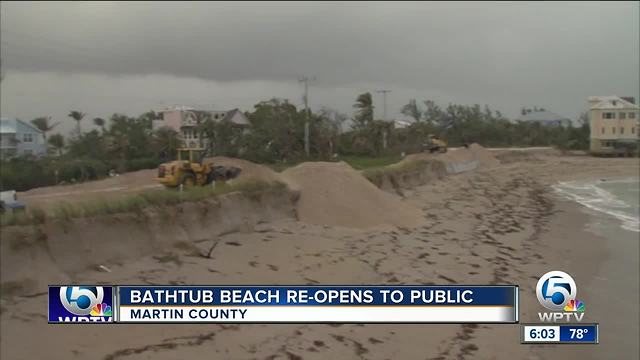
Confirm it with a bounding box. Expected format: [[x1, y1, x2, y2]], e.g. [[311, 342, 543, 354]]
[[155, 148, 241, 188]]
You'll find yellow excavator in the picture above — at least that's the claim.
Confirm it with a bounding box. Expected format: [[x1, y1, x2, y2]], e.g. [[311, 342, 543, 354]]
[[155, 148, 241, 188], [423, 134, 448, 153]]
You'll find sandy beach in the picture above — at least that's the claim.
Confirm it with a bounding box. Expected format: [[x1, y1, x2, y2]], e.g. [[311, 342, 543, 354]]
[[1, 152, 638, 360]]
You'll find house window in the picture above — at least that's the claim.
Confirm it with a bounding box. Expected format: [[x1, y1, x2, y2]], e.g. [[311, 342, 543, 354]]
[[214, 114, 219, 119], [620, 112, 627, 119], [630, 112, 637, 119], [620, 127, 624, 134], [612, 127, 615, 134], [602, 127, 605, 134], [602, 112, 616, 119], [632, 127, 636, 134], [23, 133, 33, 143]]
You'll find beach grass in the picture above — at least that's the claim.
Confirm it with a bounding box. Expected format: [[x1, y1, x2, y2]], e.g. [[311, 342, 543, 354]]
[[362, 159, 428, 182], [0, 180, 283, 227]]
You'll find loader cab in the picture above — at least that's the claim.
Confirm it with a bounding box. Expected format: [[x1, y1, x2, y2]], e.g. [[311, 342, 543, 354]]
[[177, 148, 206, 164]]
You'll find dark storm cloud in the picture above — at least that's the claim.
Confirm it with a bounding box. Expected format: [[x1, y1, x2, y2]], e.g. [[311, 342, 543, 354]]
[[1, 1, 638, 130], [3, 2, 638, 87]]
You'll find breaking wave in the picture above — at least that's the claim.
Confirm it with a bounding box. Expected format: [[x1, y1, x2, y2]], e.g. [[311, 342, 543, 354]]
[[553, 177, 639, 233]]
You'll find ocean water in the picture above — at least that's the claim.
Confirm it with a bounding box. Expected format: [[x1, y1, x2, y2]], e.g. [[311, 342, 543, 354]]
[[553, 177, 640, 233]]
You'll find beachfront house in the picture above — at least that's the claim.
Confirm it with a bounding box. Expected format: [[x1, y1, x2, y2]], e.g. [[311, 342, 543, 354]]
[[588, 96, 639, 156], [0, 118, 47, 160], [517, 110, 572, 127], [153, 106, 250, 149]]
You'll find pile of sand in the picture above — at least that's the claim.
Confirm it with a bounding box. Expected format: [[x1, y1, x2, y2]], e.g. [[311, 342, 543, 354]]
[[468, 143, 500, 167], [282, 162, 423, 229], [205, 157, 282, 184], [21, 168, 157, 197], [19, 168, 160, 210], [404, 143, 499, 169]]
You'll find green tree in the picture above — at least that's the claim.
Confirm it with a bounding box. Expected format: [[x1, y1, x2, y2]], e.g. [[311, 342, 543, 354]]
[[244, 98, 305, 162], [423, 100, 444, 126], [315, 107, 347, 157], [68, 110, 86, 137], [93, 117, 106, 132], [401, 99, 422, 123], [137, 110, 159, 130], [198, 117, 242, 157], [102, 113, 153, 168], [152, 126, 181, 160], [30, 116, 59, 141], [353, 92, 374, 129], [68, 130, 107, 161], [48, 133, 65, 156]]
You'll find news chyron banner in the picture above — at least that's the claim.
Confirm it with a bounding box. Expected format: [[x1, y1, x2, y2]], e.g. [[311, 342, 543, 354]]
[[49, 285, 518, 323]]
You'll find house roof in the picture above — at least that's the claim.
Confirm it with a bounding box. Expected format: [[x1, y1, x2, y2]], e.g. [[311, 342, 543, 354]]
[[394, 119, 412, 128], [220, 108, 250, 125], [517, 110, 571, 122], [0, 118, 44, 134], [160, 106, 249, 125], [161, 105, 228, 113], [0, 118, 15, 133], [589, 96, 639, 110]]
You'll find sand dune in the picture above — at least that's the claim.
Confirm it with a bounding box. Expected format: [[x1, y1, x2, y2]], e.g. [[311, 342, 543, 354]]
[[282, 161, 423, 228]]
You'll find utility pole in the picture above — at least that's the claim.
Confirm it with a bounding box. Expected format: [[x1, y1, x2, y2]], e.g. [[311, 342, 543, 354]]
[[376, 89, 391, 121], [376, 89, 391, 149], [299, 76, 315, 157]]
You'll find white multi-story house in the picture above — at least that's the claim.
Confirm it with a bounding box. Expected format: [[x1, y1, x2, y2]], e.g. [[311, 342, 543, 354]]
[[153, 106, 250, 148], [588, 96, 639, 155], [0, 118, 47, 159]]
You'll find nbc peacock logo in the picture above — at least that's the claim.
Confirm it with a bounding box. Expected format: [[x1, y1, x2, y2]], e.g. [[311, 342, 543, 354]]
[[90, 303, 113, 317], [563, 299, 585, 313]]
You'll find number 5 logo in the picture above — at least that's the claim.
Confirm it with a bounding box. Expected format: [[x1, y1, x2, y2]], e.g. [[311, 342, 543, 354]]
[[536, 271, 577, 311], [59, 286, 104, 315]]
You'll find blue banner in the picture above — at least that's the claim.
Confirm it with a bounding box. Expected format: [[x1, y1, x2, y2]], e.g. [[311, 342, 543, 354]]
[[118, 285, 516, 306], [49, 286, 114, 323], [559, 325, 598, 343]]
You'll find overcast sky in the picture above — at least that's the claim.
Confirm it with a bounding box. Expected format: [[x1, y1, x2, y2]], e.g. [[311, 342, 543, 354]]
[[1, 1, 638, 134]]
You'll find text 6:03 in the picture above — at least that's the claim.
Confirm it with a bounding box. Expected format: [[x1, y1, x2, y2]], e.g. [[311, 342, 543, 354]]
[[529, 329, 555, 339]]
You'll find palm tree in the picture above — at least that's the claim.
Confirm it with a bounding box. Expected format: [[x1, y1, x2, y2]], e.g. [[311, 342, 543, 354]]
[[68, 110, 86, 136], [104, 114, 132, 165], [48, 133, 65, 156], [30, 116, 59, 141], [93, 117, 106, 132], [353, 92, 374, 129]]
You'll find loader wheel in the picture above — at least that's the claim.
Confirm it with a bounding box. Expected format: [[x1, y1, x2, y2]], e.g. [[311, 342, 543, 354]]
[[204, 171, 215, 185], [180, 173, 196, 188]]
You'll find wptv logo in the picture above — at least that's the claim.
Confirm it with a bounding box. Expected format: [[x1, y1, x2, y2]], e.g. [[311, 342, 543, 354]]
[[49, 286, 113, 323], [536, 271, 585, 322]]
